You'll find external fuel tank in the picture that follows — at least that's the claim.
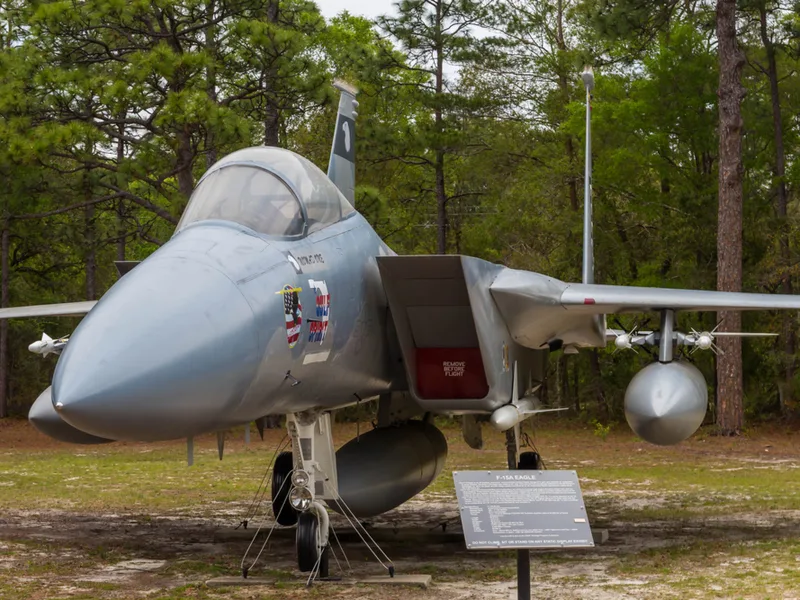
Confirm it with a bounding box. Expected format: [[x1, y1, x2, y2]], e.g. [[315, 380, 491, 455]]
[[330, 421, 448, 518], [624, 361, 708, 446]]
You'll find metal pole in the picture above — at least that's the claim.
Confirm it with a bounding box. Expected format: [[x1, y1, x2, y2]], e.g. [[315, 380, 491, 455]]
[[506, 429, 531, 600], [517, 550, 531, 600], [581, 66, 594, 285]]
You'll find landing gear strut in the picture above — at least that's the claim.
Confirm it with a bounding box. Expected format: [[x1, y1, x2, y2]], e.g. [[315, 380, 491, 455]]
[[284, 412, 338, 576]]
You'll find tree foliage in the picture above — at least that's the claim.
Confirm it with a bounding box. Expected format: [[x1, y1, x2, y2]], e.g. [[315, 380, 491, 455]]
[[1, 0, 800, 430]]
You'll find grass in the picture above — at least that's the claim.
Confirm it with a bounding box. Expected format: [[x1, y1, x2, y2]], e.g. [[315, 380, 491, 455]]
[[2, 417, 800, 598]]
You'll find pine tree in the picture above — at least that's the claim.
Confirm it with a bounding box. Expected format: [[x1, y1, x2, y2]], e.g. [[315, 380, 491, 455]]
[[379, 0, 489, 254], [715, 0, 746, 435]]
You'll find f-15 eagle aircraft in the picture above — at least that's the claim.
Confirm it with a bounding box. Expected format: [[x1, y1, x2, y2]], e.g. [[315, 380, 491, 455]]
[[3, 78, 800, 573]]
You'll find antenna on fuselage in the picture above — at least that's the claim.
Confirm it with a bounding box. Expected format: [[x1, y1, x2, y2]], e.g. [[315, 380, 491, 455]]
[[327, 80, 359, 206], [581, 66, 594, 285]]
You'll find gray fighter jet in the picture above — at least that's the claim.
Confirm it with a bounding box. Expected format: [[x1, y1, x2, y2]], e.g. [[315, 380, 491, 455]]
[[3, 77, 800, 572]]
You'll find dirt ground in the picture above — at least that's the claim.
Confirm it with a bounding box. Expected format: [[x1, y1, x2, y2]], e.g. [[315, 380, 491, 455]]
[[2, 417, 800, 599]]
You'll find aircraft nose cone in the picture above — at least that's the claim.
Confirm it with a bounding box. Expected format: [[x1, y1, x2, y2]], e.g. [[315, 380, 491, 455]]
[[29, 386, 112, 445], [52, 256, 262, 441]]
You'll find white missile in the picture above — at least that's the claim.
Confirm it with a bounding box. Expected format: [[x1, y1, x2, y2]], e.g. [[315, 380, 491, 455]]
[[28, 333, 67, 357], [489, 398, 567, 432], [29, 333, 54, 355], [615, 333, 632, 350], [695, 333, 714, 350]]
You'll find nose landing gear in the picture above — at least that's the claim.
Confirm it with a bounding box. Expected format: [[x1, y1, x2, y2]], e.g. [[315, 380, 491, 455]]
[[283, 412, 337, 576], [297, 505, 330, 576]]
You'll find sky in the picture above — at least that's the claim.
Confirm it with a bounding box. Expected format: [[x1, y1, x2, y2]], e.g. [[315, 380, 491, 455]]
[[316, 0, 397, 20]]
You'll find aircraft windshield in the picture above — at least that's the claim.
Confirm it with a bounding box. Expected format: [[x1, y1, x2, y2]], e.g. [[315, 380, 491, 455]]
[[177, 166, 304, 236]]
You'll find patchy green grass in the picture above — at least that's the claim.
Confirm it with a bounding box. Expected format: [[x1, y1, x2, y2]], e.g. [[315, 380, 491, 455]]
[[2, 418, 800, 599], [0, 427, 284, 514]]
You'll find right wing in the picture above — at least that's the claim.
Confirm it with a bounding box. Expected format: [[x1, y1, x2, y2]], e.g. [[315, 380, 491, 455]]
[[0, 301, 97, 320], [561, 283, 800, 314], [491, 268, 800, 350]]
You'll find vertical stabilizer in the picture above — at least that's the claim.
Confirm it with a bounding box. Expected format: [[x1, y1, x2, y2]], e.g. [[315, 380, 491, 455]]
[[581, 66, 595, 285], [327, 80, 359, 205]]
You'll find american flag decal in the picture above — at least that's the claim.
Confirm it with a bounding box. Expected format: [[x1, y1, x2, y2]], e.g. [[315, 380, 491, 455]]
[[277, 284, 303, 348], [307, 279, 330, 344]]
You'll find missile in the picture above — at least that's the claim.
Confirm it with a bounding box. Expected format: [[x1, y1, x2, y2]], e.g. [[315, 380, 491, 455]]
[[28, 333, 66, 357], [489, 398, 567, 431], [614, 333, 633, 351]]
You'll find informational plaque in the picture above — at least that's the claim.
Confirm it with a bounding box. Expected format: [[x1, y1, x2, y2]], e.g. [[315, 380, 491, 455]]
[[453, 470, 594, 550]]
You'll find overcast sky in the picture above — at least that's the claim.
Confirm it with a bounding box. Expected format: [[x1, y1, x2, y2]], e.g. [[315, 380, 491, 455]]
[[316, 0, 397, 20]]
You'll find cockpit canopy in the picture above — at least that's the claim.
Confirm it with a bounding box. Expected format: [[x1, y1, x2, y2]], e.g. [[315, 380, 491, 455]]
[[176, 147, 355, 237]]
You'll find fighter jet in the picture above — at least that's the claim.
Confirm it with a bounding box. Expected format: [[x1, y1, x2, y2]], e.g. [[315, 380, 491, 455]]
[[3, 77, 800, 573]]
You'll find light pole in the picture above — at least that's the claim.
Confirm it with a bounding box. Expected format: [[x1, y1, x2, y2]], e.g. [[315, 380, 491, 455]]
[[581, 66, 594, 285]]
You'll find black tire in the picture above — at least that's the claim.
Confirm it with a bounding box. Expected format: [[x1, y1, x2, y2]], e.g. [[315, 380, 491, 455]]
[[518, 451, 541, 470], [296, 511, 329, 575], [272, 451, 298, 526]]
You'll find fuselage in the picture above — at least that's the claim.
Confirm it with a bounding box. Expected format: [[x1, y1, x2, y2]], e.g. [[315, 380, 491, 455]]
[[49, 148, 399, 442]]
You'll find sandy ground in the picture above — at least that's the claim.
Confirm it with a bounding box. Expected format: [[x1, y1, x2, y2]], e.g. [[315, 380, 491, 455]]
[[2, 418, 800, 599], [4, 504, 800, 599]]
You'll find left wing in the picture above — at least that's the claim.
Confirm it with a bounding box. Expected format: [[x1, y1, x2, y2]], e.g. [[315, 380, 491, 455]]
[[0, 301, 97, 320]]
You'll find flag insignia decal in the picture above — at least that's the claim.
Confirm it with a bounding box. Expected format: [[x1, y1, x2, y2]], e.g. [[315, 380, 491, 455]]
[[277, 284, 303, 348], [307, 279, 330, 344]]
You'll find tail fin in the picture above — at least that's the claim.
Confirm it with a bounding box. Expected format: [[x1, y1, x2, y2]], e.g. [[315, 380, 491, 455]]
[[327, 80, 359, 205], [581, 66, 594, 285]]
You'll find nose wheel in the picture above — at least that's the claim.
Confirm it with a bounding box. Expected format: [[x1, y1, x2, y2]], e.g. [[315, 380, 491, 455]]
[[297, 507, 330, 576], [272, 451, 298, 526], [518, 451, 542, 470]]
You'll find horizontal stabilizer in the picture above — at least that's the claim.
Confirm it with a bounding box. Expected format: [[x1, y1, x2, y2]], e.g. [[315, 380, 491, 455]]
[[0, 301, 96, 320]]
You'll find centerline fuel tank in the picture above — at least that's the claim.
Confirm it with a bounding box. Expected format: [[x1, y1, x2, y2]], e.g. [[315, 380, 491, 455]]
[[331, 421, 448, 518]]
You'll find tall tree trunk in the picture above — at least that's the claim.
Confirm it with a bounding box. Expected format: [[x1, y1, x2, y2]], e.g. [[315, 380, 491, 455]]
[[758, 3, 794, 415], [555, 0, 578, 213], [557, 353, 569, 407], [84, 202, 96, 300], [176, 126, 195, 204], [572, 357, 580, 413], [435, 149, 446, 254], [116, 199, 126, 262], [589, 349, 607, 419], [262, 0, 280, 148], [0, 222, 9, 418], [116, 128, 126, 261], [264, 103, 280, 147], [83, 162, 96, 299], [434, 0, 447, 255], [205, 0, 218, 167], [715, 0, 746, 435]]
